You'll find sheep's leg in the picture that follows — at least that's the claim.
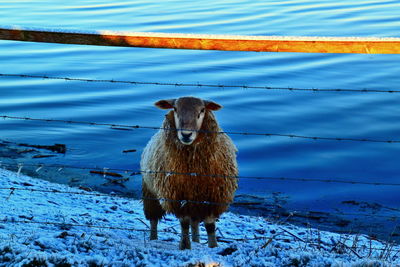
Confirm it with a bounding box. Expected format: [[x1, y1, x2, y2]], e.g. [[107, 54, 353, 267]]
[[179, 216, 191, 250], [205, 217, 218, 248], [149, 220, 158, 240], [142, 182, 165, 240], [190, 220, 200, 243]]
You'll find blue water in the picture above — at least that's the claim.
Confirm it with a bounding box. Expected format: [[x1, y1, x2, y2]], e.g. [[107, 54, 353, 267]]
[[1, 0, 400, 236]]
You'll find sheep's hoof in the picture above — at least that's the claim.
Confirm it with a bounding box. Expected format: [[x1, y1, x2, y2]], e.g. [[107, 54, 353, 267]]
[[179, 238, 191, 250], [150, 232, 158, 240], [192, 235, 200, 243], [208, 240, 218, 248]]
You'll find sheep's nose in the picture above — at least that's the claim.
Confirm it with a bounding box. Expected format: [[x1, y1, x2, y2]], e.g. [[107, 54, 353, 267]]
[[181, 132, 192, 140]]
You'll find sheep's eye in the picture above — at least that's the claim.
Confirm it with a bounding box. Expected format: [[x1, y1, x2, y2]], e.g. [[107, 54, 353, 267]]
[[201, 108, 205, 113], [173, 107, 177, 112], [198, 109, 205, 118]]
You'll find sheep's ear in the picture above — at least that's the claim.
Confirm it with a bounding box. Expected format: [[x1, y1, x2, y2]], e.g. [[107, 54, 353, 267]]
[[155, 99, 175, 109], [204, 100, 222, 111]]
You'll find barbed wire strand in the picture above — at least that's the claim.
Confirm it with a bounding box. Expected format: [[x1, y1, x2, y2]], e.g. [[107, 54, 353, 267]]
[[1, 185, 399, 219], [0, 186, 230, 206], [1, 115, 400, 144], [2, 182, 400, 252], [1, 73, 400, 93], [1, 219, 267, 242], [2, 219, 399, 254], [1, 161, 399, 187]]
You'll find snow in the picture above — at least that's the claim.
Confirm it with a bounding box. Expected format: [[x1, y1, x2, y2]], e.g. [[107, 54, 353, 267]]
[[0, 167, 399, 266]]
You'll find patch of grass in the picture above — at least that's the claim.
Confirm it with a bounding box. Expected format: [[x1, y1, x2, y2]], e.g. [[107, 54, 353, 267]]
[[217, 246, 237, 256], [287, 255, 310, 267], [0, 246, 13, 262], [186, 263, 220, 267], [88, 261, 105, 267], [53, 258, 72, 267], [0, 246, 12, 255]]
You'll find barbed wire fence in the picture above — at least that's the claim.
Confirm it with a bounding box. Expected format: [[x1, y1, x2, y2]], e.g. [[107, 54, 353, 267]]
[[1, 73, 400, 260]]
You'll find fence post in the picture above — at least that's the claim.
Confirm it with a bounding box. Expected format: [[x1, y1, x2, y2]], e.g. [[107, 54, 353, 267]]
[[1, 27, 400, 54]]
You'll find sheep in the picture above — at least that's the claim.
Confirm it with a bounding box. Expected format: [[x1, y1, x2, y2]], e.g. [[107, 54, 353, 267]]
[[140, 96, 238, 250]]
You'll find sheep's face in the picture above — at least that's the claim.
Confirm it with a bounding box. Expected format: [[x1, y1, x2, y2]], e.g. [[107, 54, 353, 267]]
[[155, 97, 222, 145]]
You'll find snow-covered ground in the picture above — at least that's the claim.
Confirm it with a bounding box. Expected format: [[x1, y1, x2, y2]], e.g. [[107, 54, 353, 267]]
[[0, 168, 399, 266]]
